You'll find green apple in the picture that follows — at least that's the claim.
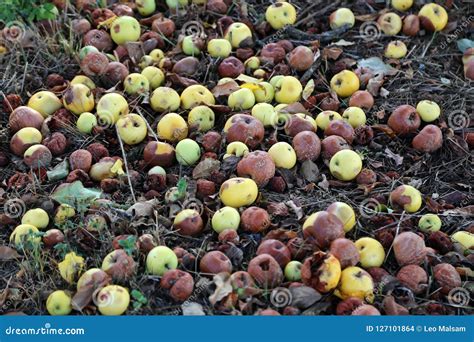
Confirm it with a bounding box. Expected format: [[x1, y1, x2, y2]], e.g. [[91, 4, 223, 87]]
[[180, 85, 215, 110], [268, 142, 297, 169], [188, 105, 215, 132], [79, 45, 99, 60], [212, 206, 240, 233], [54, 204, 75, 224], [265, 1, 297, 29], [251, 103, 277, 127], [284, 260, 302, 281], [21, 208, 49, 229], [244, 56, 260, 70], [150, 87, 180, 112], [207, 39, 232, 58], [224, 22, 252, 48], [252, 82, 274, 103], [71, 75, 96, 90], [63, 84, 94, 115], [148, 166, 166, 176], [136, 0, 156, 16], [355, 237, 385, 268], [166, 0, 188, 9], [141, 66, 165, 89], [329, 8, 355, 29], [228, 88, 255, 110], [274, 76, 302, 104], [418, 214, 441, 233], [329, 150, 362, 181], [146, 246, 178, 275], [149, 49, 165, 63], [77, 112, 97, 134], [182, 35, 201, 55], [110, 16, 141, 45], [343, 107, 366, 128], [451, 231, 474, 250], [116, 113, 148, 145], [124, 73, 150, 96], [219, 177, 258, 208], [96, 93, 129, 125], [10, 224, 40, 248], [416, 100, 440, 122], [269, 75, 284, 88], [176, 138, 201, 166], [46, 290, 72, 316]]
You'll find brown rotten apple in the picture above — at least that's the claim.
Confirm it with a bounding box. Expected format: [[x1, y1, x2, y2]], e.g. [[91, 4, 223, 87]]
[[240, 206, 271, 233], [218, 57, 245, 78], [9, 106, 44, 132], [288, 46, 314, 71], [83, 29, 113, 51], [388, 105, 421, 135], [248, 254, 283, 288], [321, 135, 350, 160], [303, 211, 345, 249], [224, 114, 264, 149], [200, 251, 232, 275], [301, 251, 341, 293], [292, 131, 321, 161], [23, 144, 52, 169], [236, 151, 275, 187], [412, 124, 443, 153], [349, 90, 374, 110], [325, 120, 355, 144], [161, 269, 194, 302], [330, 238, 360, 269], [256, 239, 291, 267], [260, 43, 286, 64], [143, 141, 175, 167], [285, 114, 317, 137], [393, 232, 427, 266]]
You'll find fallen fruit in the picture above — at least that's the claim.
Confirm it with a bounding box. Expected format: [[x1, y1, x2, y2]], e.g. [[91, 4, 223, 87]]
[[390, 184, 422, 213], [46, 290, 72, 316], [301, 251, 341, 293], [248, 254, 283, 288], [21, 208, 49, 229], [329, 150, 362, 181], [212, 206, 240, 233], [418, 3, 448, 32], [146, 246, 178, 276], [330, 70, 360, 98], [329, 8, 355, 29], [96, 285, 130, 316], [268, 142, 297, 169], [200, 250, 232, 275], [219, 177, 258, 208], [175, 138, 201, 165], [418, 213, 442, 233], [355, 237, 386, 268], [173, 209, 203, 236], [110, 16, 141, 45], [161, 269, 194, 301], [393, 231, 427, 266], [265, 1, 297, 29], [334, 266, 374, 302]]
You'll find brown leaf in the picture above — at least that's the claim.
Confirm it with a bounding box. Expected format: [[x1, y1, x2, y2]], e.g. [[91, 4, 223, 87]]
[[322, 47, 343, 60], [0, 246, 20, 260], [124, 42, 144, 62], [263, 229, 297, 243], [211, 81, 240, 97], [366, 74, 385, 96], [192, 158, 221, 179], [372, 124, 397, 138], [290, 286, 321, 309], [300, 160, 319, 182], [167, 73, 199, 87], [384, 147, 404, 166], [209, 272, 233, 306], [266, 202, 289, 216]]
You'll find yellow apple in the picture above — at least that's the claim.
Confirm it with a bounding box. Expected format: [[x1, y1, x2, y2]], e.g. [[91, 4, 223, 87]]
[[116, 113, 148, 145], [181, 85, 215, 109], [77, 112, 98, 134], [157, 113, 188, 142], [150, 87, 180, 112], [334, 266, 374, 302], [224, 22, 252, 48], [28, 91, 62, 117], [275, 76, 302, 104], [149, 49, 165, 63], [391, 0, 413, 11], [212, 206, 240, 233], [219, 177, 258, 208], [224, 141, 249, 159], [355, 237, 385, 268], [54, 204, 75, 224], [10, 224, 40, 248], [96, 285, 130, 316], [21, 208, 49, 229], [124, 73, 150, 96], [330, 70, 360, 98], [252, 82, 274, 103], [268, 142, 297, 169], [329, 150, 362, 181], [316, 110, 343, 130], [418, 3, 448, 32], [207, 39, 232, 58], [384, 40, 407, 59], [110, 16, 141, 45], [251, 103, 277, 127], [146, 246, 178, 275], [63, 84, 94, 115], [136, 0, 156, 16], [302, 211, 324, 230], [96, 93, 129, 125], [389, 185, 422, 213], [418, 213, 441, 233], [244, 56, 260, 70], [188, 105, 215, 132], [451, 231, 474, 250], [70, 75, 96, 89], [176, 138, 201, 165], [265, 1, 297, 30], [377, 12, 402, 36], [46, 290, 72, 316], [228, 88, 255, 110], [327, 202, 356, 232], [416, 100, 441, 122], [329, 8, 355, 29], [343, 106, 366, 128]]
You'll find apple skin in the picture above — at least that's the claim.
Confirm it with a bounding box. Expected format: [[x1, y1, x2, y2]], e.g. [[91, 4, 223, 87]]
[[355, 237, 385, 268], [110, 16, 141, 45], [412, 125, 443, 153], [28, 91, 62, 117], [146, 246, 178, 276], [418, 3, 448, 32], [9, 106, 44, 133], [212, 206, 240, 233], [180, 85, 215, 110], [418, 214, 442, 233], [284, 260, 302, 281], [141, 66, 165, 89], [391, 0, 413, 11], [329, 150, 362, 181], [77, 112, 97, 134], [349, 90, 374, 110], [224, 141, 249, 159], [330, 238, 360, 269], [389, 184, 422, 213], [174, 209, 203, 236], [219, 177, 258, 208], [451, 231, 474, 250], [416, 100, 441, 122], [116, 114, 147, 145], [265, 1, 297, 29], [327, 202, 356, 233], [96, 285, 130, 316], [251, 103, 277, 127], [46, 290, 72, 316], [274, 76, 302, 104], [334, 266, 375, 302], [387, 105, 420, 135], [21, 208, 49, 229], [24, 144, 52, 169], [188, 105, 215, 132], [207, 38, 232, 58], [237, 151, 275, 187], [150, 87, 180, 112], [303, 211, 345, 249], [403, 14, 420, 36], [240, 207, 270, 233], [224, 114, 264, 149], [200, 251, 232, 274], [325, 120, 355, 144], [329, 8, 355, 29], [268, 142, 297, 169], [393, 232, 427, 266], [161, 269, 194, 301], [63, 84, 94, 115], [256, 239, 291, 267], [124, 73, 150, 96], [292, 131, 321, 161], [377, 12, 402, 36], [330, 70, 360, 98], [228, 88, 255, 110], [96, 93, 129, 125], [342, 107, 366, 128], [323, 134, 351, 161], [218, 56, 245, 78], [10, 127, 42, 156], [248, 254, 283, 288]]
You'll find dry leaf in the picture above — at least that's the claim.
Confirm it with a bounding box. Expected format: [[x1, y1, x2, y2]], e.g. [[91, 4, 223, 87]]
[[0, 246, 20, 260], [209, 272, 233, 306]]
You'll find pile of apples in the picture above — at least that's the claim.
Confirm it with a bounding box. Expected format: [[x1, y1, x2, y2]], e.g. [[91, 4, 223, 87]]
[[2, 0, 472, 316]]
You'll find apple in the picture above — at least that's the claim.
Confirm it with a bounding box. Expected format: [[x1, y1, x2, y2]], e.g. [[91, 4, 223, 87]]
[[136, 0, 156, 16], [416, 100, 440, 122], [237, 151, 275, 187], [301, 252, 341, 293], [124, 73, 150, 96], [252, 82, 274, 103], [265, 1, 297, 30], [349, 90, 374, 110], [224, 114, 264, 149], [274, 76, 302, 104], [79, 45, 99, 60], [71, 75, 96, 90], [451, 231, 474, 250], [63, 84, 94, 115], [143, 141, 175, 167], [116, 113, 148, 145], [21, 208, 49, 229], [77, 268, 110, 291], [10, 224, 40, 248], [43, 229, 65, 248], [245, 56, 260, 70], [166, 0, 188, 9], [23, 144, 52, 169], [207, 38, 232, 58], [384, 40, 407, 59], [218, 56, 245, 78], [89, 157, 117, 181], [101, 249, 136, 280], [251, 103, 277, 127], [224, 22, 253, 48], [228, 88, 255, 110], [316, 110, 343, 130], [28, 91, 62, 117], [325, 120, 354, 143], [377, 12, 402, 36], [8, 106, 44, 132], [327, 202, 356, 233], [342, 107, 366, 128], [96, 93, 129, 125], [253, 69, 266, 78], [141, 66, 165, 90], [240, 207, 270, 233], [330, 238, 360, 269], [355, 237, 385, 268], [188, 105, 215, 132], [148, 166, 166, 176], [224, 141, 249, 159], [77, 112, 97, 134], [248, 254, 283, 288], [110, 16, 141, 45], [388, 105, 421, 135], [96, 285, 130, 316], [329, 150, 362, 181], [181, 84, 215, 109], [393, 232, 427, 266], [176, 138, 201, 165], [200, 251, 232, 275], [268, 142, 297, 169], [334, 266, 374, 302], [161, 269, 194, 301], [390, 184, 422, 213], [54, 204, 75, 224], [173, 209, 203, 236], [150, 87, 180, 112], [302, 211, 323, 230], [403, 14, 420, 36], [219, 177, 258, 208], [182, 35, 202, 56], [10, 127, 42, 156], [391, 0, 413, 11], [257, 239, 291, 267], [149, 49, 165, 63], [418, 3, 448, 32], [46, 290, 72, 316], [146, 246, 178, 275], [329, 8, 355, 29], [330, 70, 360, 98], [157, 113, 188, 142], [212, 206, 240, 233], [284, 260, 302, 281], [418, 213, 441, 233]]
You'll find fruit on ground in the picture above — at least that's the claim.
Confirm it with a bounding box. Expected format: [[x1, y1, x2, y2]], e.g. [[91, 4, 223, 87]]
[[63, 84, 94, 115], [223, 114, 264, 149], [10, 224, 41, 248], [390, 184, 422, 213], [251, 103, 277, 127], [224, 22, 253, 48], [384, 40, 407, 59], [150, 87, 180, 112], [46, 290, 72, 316], [146, 246, 178, 276], [301, 252, 341, 293], [334, 266, 374, 302], [228, 88, 255, 110], [268, 142, 297, 169], [21, 208, 49, 229], [292, 131, 321, 161], [23, 144, 52, 169], [157, 113, 188, 142], [200, 251, 232, 274], [418, 3, 448, 32], [8, 106, 44, 132], [173, 209, 203, 236], [207, 38, 232, 58], [377, 12, 402, 36], [28, 91, 62, 117], [188, 105, 215, 132], [393, 232, 427, 266], [10, 127, 42, 156], [237, 151, 276, 187], [355, 237, 385, 268], [180, 84, 215, 109], [110, 16, 141, 45], [96, 285, 130, 316], [326, 202, 356, 233], [387, 105, 421, 135], [391, 0, 413, 11], [124, 73, 150, 96], [451, 231, 474, 250], [329, 150, 362, 181], [219, 177, 258, 208], [175, 138, 201, 165], [224, 141, 249, 159], [418, 213, 442, 233], [96, 93, 129, 125], [274, 76, 303, 104], [143, 141, 175, 167], [212, 206, 240, 233], [77, 112, 97, 134], [284, 260, 302, 281], [330, 70, 360, 98], [265, 2, 297, 29], [116, 114, 148, 145], [136, 0, 156, 16], [329, 8, 355, 29], [416, 100, 441, 122], [303, 211, 344, 249], [329, 238, 360, 269], [141, 66, 165, 89], [342, 107, 366, 128]]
